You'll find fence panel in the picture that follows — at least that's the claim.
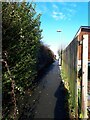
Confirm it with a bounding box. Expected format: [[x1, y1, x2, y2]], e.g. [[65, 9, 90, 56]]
[[62, 38, 78, 117]]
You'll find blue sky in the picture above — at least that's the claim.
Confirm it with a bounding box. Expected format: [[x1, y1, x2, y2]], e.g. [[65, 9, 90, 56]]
[[33, 2, 88, 57]]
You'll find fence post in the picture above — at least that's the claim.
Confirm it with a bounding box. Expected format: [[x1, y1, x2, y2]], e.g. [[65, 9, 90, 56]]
[[82, 34, 88, 118]]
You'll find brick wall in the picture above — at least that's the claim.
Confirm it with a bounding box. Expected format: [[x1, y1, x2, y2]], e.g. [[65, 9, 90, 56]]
[[88, 34, 90, 61], [78, 32, 90, 61]]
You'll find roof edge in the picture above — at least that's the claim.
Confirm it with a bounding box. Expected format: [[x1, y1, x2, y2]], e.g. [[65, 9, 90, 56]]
[[74, 26, 90, 39]]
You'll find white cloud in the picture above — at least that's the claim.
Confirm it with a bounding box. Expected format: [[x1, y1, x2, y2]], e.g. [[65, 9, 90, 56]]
[[63, 7, 76, 14], [52, 4, 58, 9], [52, 11, 65, 20], [51, 3, 77, 21], [52, 3, 66, 20]]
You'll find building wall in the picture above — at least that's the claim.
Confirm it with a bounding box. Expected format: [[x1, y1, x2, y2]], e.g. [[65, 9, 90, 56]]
[[88, 34, 90, 61], [77, 31, 90, 61]]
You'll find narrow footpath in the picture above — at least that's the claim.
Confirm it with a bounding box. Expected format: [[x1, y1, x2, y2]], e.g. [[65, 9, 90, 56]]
[[19, 60, 69, 119]]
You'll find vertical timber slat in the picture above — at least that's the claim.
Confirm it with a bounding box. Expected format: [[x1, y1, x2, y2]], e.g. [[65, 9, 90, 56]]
[[82, 34, 88, 118]]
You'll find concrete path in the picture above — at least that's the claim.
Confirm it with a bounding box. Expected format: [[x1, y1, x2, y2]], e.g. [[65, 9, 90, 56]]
[[33, 60, 69, 119], [18, 60, 69, 119]]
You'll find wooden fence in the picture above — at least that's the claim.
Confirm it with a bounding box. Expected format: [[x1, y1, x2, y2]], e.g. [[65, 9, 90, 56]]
[[61, 26, 90, 118], [62, 36, 78, 118]]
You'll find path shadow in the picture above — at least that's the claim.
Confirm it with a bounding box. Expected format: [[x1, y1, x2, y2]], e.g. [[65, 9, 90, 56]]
[[33, 61, 56, 85], [18, 61, 56, 120], [54, 80, 70, 120]]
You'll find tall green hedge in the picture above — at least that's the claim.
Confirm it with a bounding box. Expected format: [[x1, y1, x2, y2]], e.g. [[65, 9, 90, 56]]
[[2, 2, 55, 119], [2, 2, 42, 119]]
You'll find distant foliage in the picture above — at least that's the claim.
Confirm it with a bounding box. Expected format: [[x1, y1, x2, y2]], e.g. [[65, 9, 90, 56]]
[[2, 2, 55, 119], [37, 43, 55, 71]]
